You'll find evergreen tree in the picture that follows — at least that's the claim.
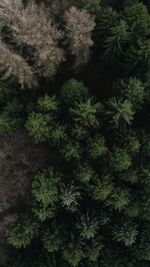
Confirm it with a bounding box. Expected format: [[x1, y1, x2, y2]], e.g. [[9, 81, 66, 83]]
[[0, 1, 150, 267]]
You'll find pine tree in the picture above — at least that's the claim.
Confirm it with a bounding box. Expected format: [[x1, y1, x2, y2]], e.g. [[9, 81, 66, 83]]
[[110, 147, 132, 172], [88, 135, 107, 159], [113, 77, 145, 109], [70, 99, 101, 128], [106, 98, 134, 128], [92, 175, 114, 201], [65, 6, 95, 67], [26, 113, 52, 142], [63, 237, 84, 267], [76, 213, 99, 240], [113, 222, 138, 247], [6, 214, 39, 248], [60, 183, 81, 212], [103, 20, 129, 62], [1, 1, 150, 266]]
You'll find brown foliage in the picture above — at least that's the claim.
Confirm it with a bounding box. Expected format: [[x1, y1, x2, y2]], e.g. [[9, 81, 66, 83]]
[[0, 1, 95, 88], [0, 1, 64, 88], [65, 6, 95, 67], [0, 40, 37, 89], [10, 2, 64, 78]]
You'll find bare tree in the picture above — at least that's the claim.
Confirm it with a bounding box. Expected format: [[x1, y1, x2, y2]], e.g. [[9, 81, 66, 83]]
[[65, 6, 95, 67], [0, 1, 95, 88], [0, 40, 36, 88], [0, 1, 64, 88]]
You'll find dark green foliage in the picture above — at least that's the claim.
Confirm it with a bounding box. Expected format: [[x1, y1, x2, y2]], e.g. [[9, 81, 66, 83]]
[[61, 141, 81, 162], [0, 113, 20, 134], [63, 239, 84, 267], [88, 135, 107, 159], [103, 19, 129, 62], [113, 222, 138, 247], [95, 1, 150, 73], [38, 95, 59, 113], [26, 113, 52, 142], [110, 148, 132, 171], [1, 1, 150, 267], [140, 133, 150, 159], [107, 186, 131, 211], [114, 77, 145, 108], [123, 131, 140, 154], [0, 81, 16, 103], [77, 0, 101, 13], [26, 95, 60, 143], [95, 7, 119, 37], [42, 226, 62, 253], [61, 79, 89, 106], [32, 168, 60, 207], [123, 2, 150, 36], [76, 213, 99, 239], [106, 98, 134, 128], [92, 174, 114, 201], [76, 164, 96, 183], [60, 183, 81, 211], [6, 215, 39, 249], [0, 81, 23, 135], [135, 225, 150, 261], [70, 99, 101, 128]]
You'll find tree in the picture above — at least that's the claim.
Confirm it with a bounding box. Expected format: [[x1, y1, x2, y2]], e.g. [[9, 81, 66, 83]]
[[60, 183, 81, 212], [65, 6, 95, 66], [134, 225, 150, 261], [92, 175, 114, 201], [94, 2, 150, 74], [76, 213, 99, 240], [118, 129, 140, 155], [61, 141, 81, 162], [107, 187, 131, 211], [88, 135, 107, 159], [103, 20, 129, 62], [32, 168, 60, 207], [0, 2, 95, 89], [0, 112, 20, 134], [106, 98, 134, 128], [113, 222, 138, 247], [6, 215, 39, 248], [110, 148, 132, 172], [0, 1, 64, 87], [1, 1, 150, 266], [42, 226, 62, 253], [113, 77, 145, 109], [70, 99, 101, 128], [61, 79, 89, 106], [63, 238, 84, 267], [76, 163, 96, 183], [123, 2, 150, 37], [77, 0, 101, 14], [26, 113, 52, 142]]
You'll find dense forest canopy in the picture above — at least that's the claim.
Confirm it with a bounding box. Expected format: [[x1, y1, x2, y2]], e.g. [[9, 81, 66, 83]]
[[0, 0, 150, 266]]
